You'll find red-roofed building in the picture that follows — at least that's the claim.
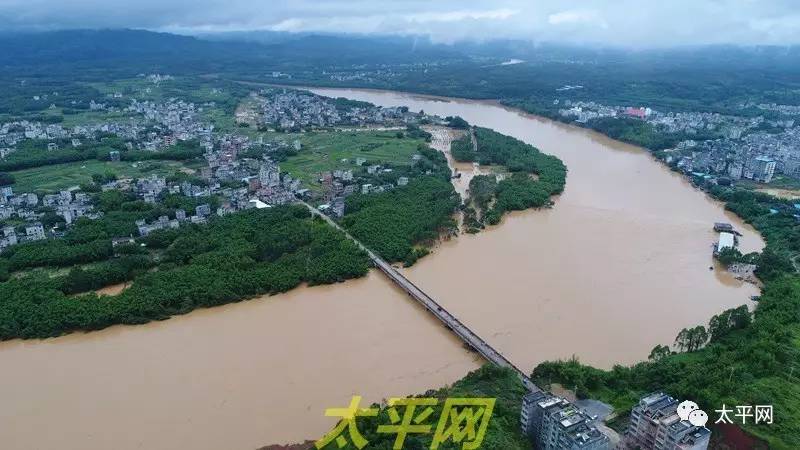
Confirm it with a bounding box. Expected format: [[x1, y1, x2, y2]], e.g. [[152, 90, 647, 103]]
[[624, 107, 647, 119]]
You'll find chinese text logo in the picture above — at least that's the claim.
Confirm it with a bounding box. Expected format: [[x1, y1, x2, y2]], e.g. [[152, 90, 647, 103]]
[[715, 404, 773, 425], [315, 396, 496, 450]]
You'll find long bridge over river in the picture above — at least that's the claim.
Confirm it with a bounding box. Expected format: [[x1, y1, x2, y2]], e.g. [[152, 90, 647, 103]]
[[302, 202, 542, 393]]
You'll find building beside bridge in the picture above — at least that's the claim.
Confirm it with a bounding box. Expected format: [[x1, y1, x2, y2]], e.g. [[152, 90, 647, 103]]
[[520, 391, 610, 449], [623, 392, 709, 450]]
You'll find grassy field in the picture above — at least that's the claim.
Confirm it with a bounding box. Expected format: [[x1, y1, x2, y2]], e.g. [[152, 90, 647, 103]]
[[203, 107, 238, 132], [10, 160, 193, 193], [0, 108, 135, 128], [86, 78, 166, 101], [738, 176, 800, 200], [280, 130, 425, 188], [739, 175, 800, 189]]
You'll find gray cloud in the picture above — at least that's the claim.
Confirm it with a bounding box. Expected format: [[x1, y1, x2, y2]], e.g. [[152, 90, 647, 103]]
[[2, 0, 800, 47]]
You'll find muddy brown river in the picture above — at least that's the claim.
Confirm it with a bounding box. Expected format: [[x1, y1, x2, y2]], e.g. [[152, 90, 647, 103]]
[[0, 89, 762, 450]]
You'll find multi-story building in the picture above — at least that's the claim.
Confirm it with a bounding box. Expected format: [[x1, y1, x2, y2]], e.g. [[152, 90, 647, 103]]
[[753, 156, 777, 183], [624, 392, 709, 450], [24, 222, 45, 241], [0, 225, 17, 249], [521, 391, 610, 450]]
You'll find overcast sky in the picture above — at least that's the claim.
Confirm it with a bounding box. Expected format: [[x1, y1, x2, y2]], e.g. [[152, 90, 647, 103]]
[[2, 0, 799, 47]]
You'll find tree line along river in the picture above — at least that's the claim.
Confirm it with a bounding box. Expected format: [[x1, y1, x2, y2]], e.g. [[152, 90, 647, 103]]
[[0, 88, 763, 450]]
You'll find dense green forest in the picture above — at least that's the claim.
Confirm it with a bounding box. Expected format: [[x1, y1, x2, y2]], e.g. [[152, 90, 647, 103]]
[[316, 365, 531, 450], [454, 127, 566, 229], [531, 187, 800, 449], [337, 140, 459, 265], [0, 206, 369, 339], [342, 177, 458, 265]]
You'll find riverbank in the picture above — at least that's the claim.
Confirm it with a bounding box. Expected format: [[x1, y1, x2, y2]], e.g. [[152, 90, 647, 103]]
[[308, 87, 798, 449], [0, 88, 767, 450]]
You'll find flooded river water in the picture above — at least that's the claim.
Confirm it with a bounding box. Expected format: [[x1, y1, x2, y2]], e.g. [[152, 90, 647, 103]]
[[0, 89, 763, 449]]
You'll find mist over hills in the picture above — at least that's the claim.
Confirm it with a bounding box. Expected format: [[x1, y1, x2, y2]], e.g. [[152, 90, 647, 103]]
[[0, 29, 466, 74], [1, 28, 799, 112], [2, 28, 800, 72]]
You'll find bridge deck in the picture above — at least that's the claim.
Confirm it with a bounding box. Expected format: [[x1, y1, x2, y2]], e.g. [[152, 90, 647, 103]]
[[303, 202, 541, 393]]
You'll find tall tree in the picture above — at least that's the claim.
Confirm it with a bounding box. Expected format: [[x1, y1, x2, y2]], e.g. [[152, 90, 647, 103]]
[[648, 344, 672, 361]]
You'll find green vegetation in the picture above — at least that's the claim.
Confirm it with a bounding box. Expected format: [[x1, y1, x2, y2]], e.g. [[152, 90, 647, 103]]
[[582, 117, 721, 151], [342, 177, 459, 264], [10, 159, 191, 192], [445, 115, 470, 129], [4, 29, 799, 447], [455, 127, 567, 227], [586, 117, 681, 150], [404, 124, 432, 141], [531, 188, 800, 449], [88, 77, 250, 115], [2, 189, 217, 272], [0, 139, 113, 172], [467, 175, 496, 211], [5, 238, 113, 271], [317, 365, 531, 450], [280, 130, 428, 189], [0, 172, 14, 186], [471, 128, 566, 180], [119, 141, 205, 162], [59, 255, 152, 295], [2, 138, 204, 193], [715, 247, 759, 268], [0, 206, 369, 339], [450, 133, 474, 161]]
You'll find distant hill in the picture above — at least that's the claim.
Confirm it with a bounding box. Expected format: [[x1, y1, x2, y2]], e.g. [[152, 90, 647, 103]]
[[2, 28, 797, 80], [0, 29, 263, 74], [0, 29, 466, 78], [1, 28, 799, 111]]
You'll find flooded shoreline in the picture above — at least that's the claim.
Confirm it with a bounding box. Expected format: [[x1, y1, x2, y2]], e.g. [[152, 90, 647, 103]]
[[0, 88, 764, 450]]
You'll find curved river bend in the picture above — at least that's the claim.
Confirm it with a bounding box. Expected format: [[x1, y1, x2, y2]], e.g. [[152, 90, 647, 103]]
[[0, 89, 762, 450]]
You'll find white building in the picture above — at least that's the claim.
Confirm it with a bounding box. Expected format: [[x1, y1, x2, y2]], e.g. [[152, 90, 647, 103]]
[[753, 156, 776, 183], [624, 392, 709, 450], [717, 232, 735, 253], [25, 223, 45, 241]]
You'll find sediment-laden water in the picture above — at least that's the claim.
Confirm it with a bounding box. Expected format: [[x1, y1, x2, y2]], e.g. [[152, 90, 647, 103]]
[[0, 89, 762, 449]]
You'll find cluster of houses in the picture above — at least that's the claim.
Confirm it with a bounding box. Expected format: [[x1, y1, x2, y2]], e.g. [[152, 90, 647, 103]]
[[668, 127, 800, 184], [127, 155, 306, 237], [0, 186, 98, 250], [317, 156, 413, 218], [556, 99, 800, 186], [1, 81, 441, 251], [135, 204, 212, 236], [322, 63, 437, 84], [250, 88, 415, 130], [0, 120, 139, 157], [126, 98, 215, 150], [0, 96, 215, 159], [1, 222, 44, 250]]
